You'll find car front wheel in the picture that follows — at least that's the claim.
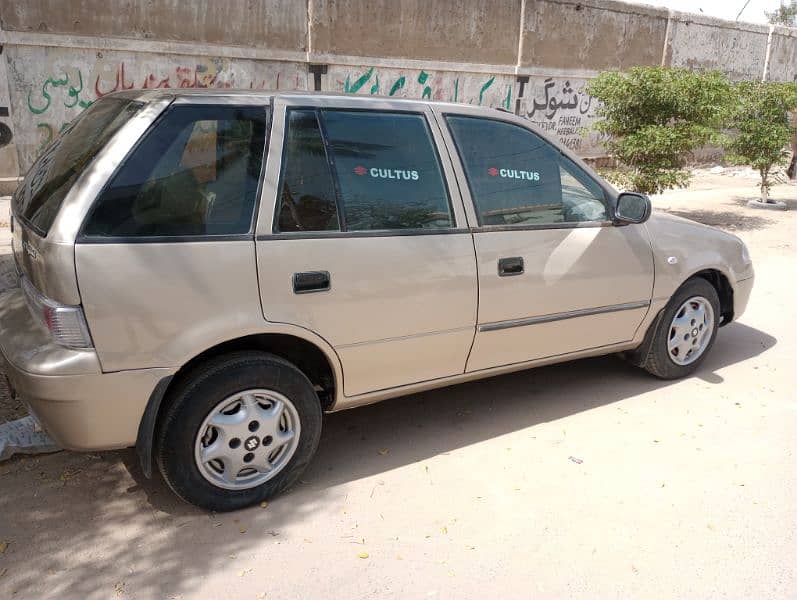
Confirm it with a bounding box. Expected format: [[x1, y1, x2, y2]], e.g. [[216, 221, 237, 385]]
[[156, 351, 322, 511], [640, 277, 721, 379]]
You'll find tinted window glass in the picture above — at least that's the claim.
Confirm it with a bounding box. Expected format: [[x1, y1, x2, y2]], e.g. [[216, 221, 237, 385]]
[[446, 116, 606, 226], [559, 155, 608, 222], [275, 110, 340, 232], [84, 105, 267, 237], [322, 110, 452, 231], [15, 97, 143, 235]]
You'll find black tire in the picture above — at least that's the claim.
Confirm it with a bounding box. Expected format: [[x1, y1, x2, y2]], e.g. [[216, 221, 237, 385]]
[[640, 278, 721, 379], [155, 351, 322, 511]]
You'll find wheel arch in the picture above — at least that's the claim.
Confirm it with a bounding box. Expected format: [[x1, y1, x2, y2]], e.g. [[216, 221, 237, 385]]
[[688, 268, 734, 326], [136, 328, 343, 478], [627, 267, 733, 368]]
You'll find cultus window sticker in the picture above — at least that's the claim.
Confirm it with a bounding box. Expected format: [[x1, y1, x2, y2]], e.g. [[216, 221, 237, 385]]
[[487, 167, 540, 181], [353, 165, 420, 180]]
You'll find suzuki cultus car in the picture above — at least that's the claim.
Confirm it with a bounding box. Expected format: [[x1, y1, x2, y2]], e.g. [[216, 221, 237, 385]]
[[0, 91, 753, 510]]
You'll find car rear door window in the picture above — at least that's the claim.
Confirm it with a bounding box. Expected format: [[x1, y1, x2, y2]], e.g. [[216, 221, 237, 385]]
[[274, 110, 340, 232], [83, 104, 267, 238], [446, 115, 607, 226], [321, 110, 453, 231]]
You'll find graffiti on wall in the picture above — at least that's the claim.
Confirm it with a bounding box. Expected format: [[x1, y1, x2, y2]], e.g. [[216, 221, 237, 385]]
[[25, 67, 93, 149], [520, 77, 603, 156], [91, 61, 306, 98], [26, 62, 304, 152], [9, 48, 308, 169], [329, 65, 516, 109], [10, 49, 607, 170]]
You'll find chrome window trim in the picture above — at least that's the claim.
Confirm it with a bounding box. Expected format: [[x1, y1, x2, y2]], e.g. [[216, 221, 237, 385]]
[[470, 221, 613, 233], [478, 301, 651, 332], [79, 234, 255, 244], [256, 228, 471, 241]]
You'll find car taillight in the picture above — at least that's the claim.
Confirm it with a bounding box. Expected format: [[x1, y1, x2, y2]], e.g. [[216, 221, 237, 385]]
[[20, 276, 93, 349]]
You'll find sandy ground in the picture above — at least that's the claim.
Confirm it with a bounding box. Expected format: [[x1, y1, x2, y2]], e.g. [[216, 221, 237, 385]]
[[0, 173, 795, 599]]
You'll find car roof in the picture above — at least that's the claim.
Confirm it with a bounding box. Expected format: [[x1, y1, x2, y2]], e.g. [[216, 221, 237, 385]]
[[106, 88, 501, 113]]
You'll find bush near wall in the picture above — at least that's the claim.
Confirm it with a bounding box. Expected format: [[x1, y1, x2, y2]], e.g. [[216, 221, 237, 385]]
[[589, 67, 797, 198], [587, 67, 731, 194], [721, 81, 797, 202]]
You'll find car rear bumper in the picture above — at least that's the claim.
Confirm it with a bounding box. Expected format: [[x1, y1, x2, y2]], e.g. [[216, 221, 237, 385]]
[[0, 287, 171, 451]]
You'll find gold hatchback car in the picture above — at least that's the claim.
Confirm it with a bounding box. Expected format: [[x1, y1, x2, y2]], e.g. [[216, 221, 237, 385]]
[[0, 91, 753, 511]]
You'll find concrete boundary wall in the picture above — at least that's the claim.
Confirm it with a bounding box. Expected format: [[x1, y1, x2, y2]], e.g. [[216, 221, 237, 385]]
[[1, 0, 796, 180]]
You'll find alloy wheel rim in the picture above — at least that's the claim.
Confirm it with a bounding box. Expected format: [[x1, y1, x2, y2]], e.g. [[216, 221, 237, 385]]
[[194, 389, 301, 491], [667, 296, 715, 366]]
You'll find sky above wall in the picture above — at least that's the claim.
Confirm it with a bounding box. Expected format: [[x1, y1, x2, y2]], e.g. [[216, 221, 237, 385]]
[[630, 0, 786, 24]]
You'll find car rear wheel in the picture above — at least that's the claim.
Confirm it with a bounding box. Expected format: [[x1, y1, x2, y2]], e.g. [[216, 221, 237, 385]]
[[156, 351, 322, 511], [640, 278, 721, 379]]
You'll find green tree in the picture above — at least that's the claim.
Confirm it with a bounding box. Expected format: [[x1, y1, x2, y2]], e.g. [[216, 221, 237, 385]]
[[766, 1, 797, 26], [722, 81, 797, 203], [587, 67, 731, 194]]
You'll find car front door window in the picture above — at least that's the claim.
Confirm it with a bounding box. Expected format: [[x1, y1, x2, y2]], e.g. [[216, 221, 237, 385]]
[[445, 115, 607, 227]]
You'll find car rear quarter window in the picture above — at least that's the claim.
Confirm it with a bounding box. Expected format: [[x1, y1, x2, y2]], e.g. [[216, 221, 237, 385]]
[[321, 110, 453, 231], [82, 104, 267, 238], [445, 115, 607, 226], [14, 97, 143, 236]]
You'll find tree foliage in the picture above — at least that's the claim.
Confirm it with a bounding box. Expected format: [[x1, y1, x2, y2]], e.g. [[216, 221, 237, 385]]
[[767, 1, 797, 27], [587, 67, 731, 194], [721, 81, 797, 202]]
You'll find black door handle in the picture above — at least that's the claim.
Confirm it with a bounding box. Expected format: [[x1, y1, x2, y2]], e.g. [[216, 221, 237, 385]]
[[498, 256, 524, 277], [293, 271, 331, 294]]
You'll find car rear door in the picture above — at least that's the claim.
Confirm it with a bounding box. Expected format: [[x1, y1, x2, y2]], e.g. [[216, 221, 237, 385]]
[[435, 106, 654, 371], [254, 96, 477, 397]]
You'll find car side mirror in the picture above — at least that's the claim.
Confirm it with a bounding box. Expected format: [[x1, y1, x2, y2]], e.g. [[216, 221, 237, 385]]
[[615, 192, 651, 225]]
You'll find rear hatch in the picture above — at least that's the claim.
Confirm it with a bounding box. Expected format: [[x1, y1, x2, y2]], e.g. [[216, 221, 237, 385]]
[[10, 96, 147, 347]]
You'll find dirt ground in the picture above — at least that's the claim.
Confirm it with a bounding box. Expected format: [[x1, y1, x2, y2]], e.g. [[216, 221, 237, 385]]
[[0, 172, 795, 599]]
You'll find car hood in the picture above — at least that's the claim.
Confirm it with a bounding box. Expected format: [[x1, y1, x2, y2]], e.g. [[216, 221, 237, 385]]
[[647, 209, 747, 247], [647, 209, 719, 232]]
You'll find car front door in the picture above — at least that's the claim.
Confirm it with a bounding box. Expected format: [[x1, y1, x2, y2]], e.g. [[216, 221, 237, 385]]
[[254, 97, 477, 397], [436, 108, 654, 372]]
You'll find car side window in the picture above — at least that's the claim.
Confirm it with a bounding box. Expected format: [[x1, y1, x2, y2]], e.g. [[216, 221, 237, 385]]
[[83, 105, 267, 237], [445, 115, 607, 227], [275, 110, 341, 233], [321, 110, 453, 231]]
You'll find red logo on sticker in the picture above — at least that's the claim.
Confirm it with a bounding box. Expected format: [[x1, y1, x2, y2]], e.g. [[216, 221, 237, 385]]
[[354, 165, 368, 176], [487, 167, 499, 177]]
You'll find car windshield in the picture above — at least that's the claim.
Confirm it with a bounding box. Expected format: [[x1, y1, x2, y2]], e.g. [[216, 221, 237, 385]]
[[13, 97, 144, 236]]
